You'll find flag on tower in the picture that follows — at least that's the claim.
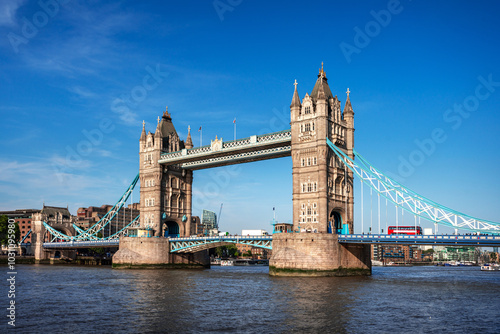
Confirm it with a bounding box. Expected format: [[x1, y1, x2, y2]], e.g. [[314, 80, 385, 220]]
[[198, 126, 202, 131], [233, 118, 236, 124]]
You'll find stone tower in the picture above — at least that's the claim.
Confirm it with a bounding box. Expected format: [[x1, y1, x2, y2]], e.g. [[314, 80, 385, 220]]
[[290, 64, 355, 234], [139, 107, 194, 237], [270, 66, 370, 276]]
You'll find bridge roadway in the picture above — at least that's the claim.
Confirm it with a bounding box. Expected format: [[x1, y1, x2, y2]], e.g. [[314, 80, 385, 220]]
[[339, 234, 500, 247], [37, 233, 500, 250]]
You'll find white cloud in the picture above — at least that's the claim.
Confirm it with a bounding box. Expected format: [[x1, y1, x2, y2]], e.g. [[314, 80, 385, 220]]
[[0, 0, 25, 27], [68, 86, 98, 99], [0, 157, 129, 214]]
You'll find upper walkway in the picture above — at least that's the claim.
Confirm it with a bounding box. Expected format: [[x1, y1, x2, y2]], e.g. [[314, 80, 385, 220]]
[[158, 129, 291, 169]]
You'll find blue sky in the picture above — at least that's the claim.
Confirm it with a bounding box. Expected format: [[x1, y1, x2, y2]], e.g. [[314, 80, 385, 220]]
[[1, 0, 499, 234]]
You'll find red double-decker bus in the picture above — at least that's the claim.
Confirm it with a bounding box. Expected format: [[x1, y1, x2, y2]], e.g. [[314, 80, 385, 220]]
[[388, 226, 423, 235]]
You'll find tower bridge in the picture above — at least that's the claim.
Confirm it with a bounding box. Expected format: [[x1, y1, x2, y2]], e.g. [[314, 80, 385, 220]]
[[33, 65, 500, 275]]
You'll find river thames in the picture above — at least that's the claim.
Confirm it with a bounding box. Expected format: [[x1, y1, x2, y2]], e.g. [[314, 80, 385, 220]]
[[5, 265, 500, 333]]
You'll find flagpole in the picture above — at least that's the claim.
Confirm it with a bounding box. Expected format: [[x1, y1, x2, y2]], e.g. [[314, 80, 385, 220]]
[[233, 118, 236, 141]]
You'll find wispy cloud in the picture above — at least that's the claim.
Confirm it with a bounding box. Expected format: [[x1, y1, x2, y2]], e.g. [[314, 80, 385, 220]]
[[68, 86, 98, 99], [0, 157, 126, 212], [0, 0, 25, 27], [21, 2, 140, 76]]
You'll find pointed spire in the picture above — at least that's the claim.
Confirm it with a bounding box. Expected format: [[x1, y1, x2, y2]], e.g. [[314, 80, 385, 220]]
[[344, 88, 354, 114], [290, 79, 301, 108], [185, 125, 193, 149], [155, 115, 162, 137], [317, 73, 326, 100], [163, 106, 172, 121], [140, 120, 146, 141], [318, 61, 327, 80]]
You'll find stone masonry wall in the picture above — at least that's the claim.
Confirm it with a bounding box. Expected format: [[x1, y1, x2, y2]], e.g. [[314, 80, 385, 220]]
[[270, 233, 371, 276]]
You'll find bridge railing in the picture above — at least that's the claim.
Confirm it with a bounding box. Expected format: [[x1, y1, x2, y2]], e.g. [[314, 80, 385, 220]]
[[339, 234, 500, 246], [170, 235, 273, 241]]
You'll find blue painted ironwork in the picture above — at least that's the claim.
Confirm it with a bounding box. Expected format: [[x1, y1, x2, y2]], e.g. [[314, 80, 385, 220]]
[[43, 240, 120, 248], [20, 229, 31, 243], [42, 174, 140, 243], [43, 222, 74, 241], [40, 233, 500, 250], [326, 138, 500, 234], [169, 235, 273, 253], [43, 214, 140, 242], [339, 234, 500, 247], [73, 173, 139, 240]]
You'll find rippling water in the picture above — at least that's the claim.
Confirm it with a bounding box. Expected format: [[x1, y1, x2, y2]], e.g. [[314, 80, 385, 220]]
[[5, 265, 500, 333]]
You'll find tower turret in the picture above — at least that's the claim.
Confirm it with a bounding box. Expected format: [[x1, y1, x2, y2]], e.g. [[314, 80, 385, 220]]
[[154, 116, 162, 150], [290, 79, 301, 122], [185, 126, 193, 149], [140, 120, 146, 151], [343, 88, 355, 158]]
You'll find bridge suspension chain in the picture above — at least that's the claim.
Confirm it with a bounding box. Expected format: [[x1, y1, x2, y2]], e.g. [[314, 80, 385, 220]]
[[73, 173, 139, 240], [42, 174, 140, 242], [326, 138, 500, 233]]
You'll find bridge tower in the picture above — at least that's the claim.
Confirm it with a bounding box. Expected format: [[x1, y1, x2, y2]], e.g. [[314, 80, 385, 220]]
[[113, 108, 208, 268], [270, 65, 370, 276], [138, 107, 194, 237], [290, 65, 354, 235]]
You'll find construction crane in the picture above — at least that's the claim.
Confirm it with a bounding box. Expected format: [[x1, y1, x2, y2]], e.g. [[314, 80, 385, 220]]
[[217, 203, 223, 230]]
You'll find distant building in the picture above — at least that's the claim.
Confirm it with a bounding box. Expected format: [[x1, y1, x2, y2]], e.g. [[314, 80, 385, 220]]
[[201, 210, 217, 235], [234, 243, 271, 259], [0, 209, 39, 244], [242, 229, 268, 236], [434, 246, 479, 262], [76, 203, 140, 238], [372, 244, 422, 263]]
